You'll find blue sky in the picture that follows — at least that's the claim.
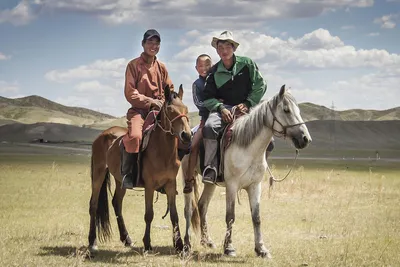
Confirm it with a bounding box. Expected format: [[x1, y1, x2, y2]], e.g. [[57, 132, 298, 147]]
[[0, 0, 399, 116]]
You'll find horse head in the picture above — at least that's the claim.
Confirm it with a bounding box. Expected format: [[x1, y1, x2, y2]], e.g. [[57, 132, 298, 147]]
[[161, 84, 192, 144], [269, 85, 312, 149]]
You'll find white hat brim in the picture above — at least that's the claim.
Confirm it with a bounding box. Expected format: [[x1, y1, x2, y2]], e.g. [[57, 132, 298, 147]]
[[211, 37, 239, 49]]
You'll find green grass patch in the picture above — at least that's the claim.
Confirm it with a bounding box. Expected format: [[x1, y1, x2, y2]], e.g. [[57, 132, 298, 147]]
[[0, 155, 399, 266]]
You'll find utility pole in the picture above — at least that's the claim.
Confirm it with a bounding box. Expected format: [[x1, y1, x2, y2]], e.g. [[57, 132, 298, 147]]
[[330, 101, 336, 151]]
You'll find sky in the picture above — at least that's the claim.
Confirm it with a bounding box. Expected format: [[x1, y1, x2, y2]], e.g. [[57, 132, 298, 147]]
[[0, 0, 399, 117]]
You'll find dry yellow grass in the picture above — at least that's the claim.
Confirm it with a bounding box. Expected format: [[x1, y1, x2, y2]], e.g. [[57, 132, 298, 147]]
[[0, 155, 399, 266]]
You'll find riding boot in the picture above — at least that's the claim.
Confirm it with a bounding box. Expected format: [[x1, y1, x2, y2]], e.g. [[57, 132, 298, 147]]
[[120, 143, 137, 189], [202, 139, 218, 184]]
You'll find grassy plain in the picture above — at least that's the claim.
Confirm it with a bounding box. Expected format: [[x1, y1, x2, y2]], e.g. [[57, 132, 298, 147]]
[[0, 153, 399, 267]]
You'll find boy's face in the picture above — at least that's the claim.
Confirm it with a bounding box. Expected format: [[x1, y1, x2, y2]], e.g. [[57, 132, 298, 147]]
[[195, 57, 212, 78]]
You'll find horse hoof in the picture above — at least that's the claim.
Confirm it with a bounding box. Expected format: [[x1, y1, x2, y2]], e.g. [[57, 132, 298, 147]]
[[123, 235, 133, 247], [175, 238, 184, 253], [144, 245, 153, 252], [88, 245, 98, 253], [224, 248, 236, 257], [255, 247, 272, 259], [183, 244, 191, 253], [201, 239, 216, 249]]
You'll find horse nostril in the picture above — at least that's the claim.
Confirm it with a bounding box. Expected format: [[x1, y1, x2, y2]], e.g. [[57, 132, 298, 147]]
[[180, 132, 191, 142], [303, 135, 309, 143]]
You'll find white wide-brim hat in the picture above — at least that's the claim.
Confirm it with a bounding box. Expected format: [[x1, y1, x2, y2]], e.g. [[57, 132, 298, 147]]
[[211, 30, 240, 49]]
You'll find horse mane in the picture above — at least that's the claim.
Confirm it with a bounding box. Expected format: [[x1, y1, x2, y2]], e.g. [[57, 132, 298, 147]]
[[231, 91, 296, 148]]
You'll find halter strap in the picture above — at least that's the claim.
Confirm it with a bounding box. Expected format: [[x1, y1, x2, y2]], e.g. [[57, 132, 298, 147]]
[[156, 106, 189, 137], [268, 103, 305, 138]]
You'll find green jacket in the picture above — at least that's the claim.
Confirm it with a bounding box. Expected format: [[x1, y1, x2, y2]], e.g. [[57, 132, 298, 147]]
[[203, 55, 267, 112]]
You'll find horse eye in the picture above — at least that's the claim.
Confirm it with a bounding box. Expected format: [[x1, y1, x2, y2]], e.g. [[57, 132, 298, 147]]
[[284, 108, 290, 113]]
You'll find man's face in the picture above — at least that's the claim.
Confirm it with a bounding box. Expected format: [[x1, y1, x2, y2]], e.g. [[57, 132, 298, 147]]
[[143, 37, 160, 57], [217, 41, 234, 62]]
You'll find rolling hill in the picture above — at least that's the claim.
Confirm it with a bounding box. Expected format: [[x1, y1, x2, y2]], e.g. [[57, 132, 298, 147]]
[[0, 95, 399, 130], [0, 95, 115, 126]]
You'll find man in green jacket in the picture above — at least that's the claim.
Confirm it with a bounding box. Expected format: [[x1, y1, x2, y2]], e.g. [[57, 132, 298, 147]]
[[202, 30, 268, 183]]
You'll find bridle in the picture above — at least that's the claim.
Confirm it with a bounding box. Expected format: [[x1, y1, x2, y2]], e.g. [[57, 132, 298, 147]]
[[155, 104, 189, 137], [266, 100, 305, 195], [268, 103, 305, 138]]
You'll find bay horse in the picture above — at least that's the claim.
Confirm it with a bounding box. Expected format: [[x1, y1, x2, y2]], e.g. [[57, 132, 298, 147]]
[[88, 85, 192, 253], [181, 85, 312, 258]]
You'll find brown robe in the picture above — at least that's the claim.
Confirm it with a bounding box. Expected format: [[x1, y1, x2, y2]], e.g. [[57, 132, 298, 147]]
[[122, 52, 174, 153]]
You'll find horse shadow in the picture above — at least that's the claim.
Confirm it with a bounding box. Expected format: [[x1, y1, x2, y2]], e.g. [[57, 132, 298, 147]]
[[38, 245, 180, 263], [38, 246, 246, 264], [183, 251, 247, 264]]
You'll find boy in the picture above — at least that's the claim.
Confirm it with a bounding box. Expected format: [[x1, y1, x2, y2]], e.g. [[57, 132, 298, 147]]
[[183, 54, 212, 194]]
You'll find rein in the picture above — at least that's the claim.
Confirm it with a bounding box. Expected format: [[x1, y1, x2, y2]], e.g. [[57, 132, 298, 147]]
[[155, 106, 188, 137], [265, 102, 303, 198], [267, 149, 299, 198]]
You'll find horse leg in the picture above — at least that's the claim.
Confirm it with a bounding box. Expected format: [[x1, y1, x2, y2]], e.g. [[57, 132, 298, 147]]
[[184, 191, 193, 251], [142, 186, 154, 252], [247, 182, 271, 258], [198, 183, 217, 248], [165, 181, 184, 252], [224, 184, 237, 257], [112, 181, 132, 247]]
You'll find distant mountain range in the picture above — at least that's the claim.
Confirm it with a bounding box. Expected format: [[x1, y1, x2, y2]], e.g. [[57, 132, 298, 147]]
[[1, 95, 399, 130], [1, 95, 400, 156]]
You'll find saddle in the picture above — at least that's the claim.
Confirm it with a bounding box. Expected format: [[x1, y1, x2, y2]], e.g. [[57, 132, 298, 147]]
[[198, 108, 245, 185]]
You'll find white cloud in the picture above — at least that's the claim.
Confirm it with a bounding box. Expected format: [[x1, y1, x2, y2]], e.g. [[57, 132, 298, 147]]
[[3, 0, 374, 27], [0, 52, 10, 60], [168, 28, 400, 111], [0, 81, 19, 94], [45, 27, 400, 115], [373, 14, 398, 29], [341, 25, 355, 30], [367, 32, 380, 36], [173, 29, 400, 71], [45, 58, 128, 82], [0, 0, 35, 25], [75, 80, 118, 95], [326, 72, 400, 110]]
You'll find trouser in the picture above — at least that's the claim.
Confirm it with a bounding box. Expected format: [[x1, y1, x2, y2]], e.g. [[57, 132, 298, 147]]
[[122, 110, 144, 153], [202, 111, 229, 169]]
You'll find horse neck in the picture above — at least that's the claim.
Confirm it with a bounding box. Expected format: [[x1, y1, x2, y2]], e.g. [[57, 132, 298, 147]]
[[231, 100, 275, 155], [151, 110, 178, 158]]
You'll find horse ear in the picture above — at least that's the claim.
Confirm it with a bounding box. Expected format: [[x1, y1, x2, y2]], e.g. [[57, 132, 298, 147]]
[[164, 84, 171, 101], [279, 84, 286, 98], [178, 84, 184, 99]]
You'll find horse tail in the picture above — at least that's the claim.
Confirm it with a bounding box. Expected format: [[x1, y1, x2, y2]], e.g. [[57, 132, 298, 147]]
[[90, 127, 125, 243], [190, 173, 201, 234], [96, 167, 112, 242]]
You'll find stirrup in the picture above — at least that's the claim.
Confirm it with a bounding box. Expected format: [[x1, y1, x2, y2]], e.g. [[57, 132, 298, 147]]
[[202, 166, 217, 184]]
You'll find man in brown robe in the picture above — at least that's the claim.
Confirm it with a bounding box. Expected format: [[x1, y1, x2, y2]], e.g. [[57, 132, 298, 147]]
[[121, 29, 174, 189]]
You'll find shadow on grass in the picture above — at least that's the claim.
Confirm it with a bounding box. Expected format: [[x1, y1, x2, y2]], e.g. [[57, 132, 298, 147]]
[[38, 245, 181, 263], [186, 251, 247, 264], [38, 246, 245, 264]]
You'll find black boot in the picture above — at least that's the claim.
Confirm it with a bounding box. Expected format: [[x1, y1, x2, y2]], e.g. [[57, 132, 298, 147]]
[[120, 143, 138, 189]]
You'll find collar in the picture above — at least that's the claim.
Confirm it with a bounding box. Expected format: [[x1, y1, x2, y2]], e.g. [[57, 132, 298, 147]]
[[140, 52, 157, 64], [217, 54, 236, 73]]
